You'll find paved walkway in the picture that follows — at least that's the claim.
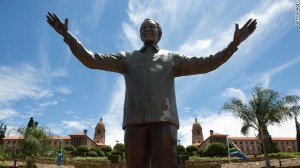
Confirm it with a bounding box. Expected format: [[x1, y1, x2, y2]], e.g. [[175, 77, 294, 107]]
[[222, 158, 300, 168], [3, 158, 300, 168]]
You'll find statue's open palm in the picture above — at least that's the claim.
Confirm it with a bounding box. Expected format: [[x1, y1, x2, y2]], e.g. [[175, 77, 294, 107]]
[[46, 12, 68, 37], [234, 19, 257, 45]]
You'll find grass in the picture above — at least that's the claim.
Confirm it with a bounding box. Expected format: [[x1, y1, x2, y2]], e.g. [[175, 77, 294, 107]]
[[0, 162, 6, 166], [72, 157, 109, 161]]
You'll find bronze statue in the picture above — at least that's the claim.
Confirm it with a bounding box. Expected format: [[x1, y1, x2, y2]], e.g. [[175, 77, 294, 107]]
[[47, 12, 256, 168]]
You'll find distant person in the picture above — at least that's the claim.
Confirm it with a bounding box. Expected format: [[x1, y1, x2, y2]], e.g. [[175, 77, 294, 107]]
[[46, 12, 257, 168]]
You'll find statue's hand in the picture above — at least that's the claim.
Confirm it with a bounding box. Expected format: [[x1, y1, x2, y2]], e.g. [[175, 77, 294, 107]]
[[46, 12, 68, 37], [233, 19, 257, 46]]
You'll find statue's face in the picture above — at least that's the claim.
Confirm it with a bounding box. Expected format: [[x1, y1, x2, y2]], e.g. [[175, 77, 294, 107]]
[[140, 19, 159, 46]]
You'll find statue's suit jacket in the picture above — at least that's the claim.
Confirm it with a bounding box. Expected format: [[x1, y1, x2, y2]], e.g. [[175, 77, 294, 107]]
[[64, 32, 238, 129]]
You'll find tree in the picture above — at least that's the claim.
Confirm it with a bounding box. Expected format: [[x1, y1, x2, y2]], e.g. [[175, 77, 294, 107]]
[[0, 122, 6, 145], [222, 86, 300, 168], [296, 116, 300, 152], [17, 126, 52, 168], [27, 117, 38, 129]]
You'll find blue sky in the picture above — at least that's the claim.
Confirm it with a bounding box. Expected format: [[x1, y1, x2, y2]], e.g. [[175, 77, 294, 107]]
[[0, 0, 299, 147]]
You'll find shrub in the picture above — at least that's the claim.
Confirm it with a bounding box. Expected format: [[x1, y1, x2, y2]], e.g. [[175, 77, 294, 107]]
[[98, 150, 106, 157], [111, 151, 125, 159], [77, 145, 89, 157], [177, 145, 186, 154], [186, 145, 198, 155], [108, 154, 121, 163], [87, 151, 98, 157], [198, 147, 207, 156], [186, 145, 198, 152], [113, 143, 125, 152], [101, 145, 112, 153], [205, 142, 227, 157], [105, 152, 112, 157], [90, 147, 105, 157], [64, 145, 76, 155]]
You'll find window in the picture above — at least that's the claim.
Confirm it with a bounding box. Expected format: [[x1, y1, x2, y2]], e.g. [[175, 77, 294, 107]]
[[240, 141, 243, 144]]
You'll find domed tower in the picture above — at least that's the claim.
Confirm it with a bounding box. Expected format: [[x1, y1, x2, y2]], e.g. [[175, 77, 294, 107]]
[[93, 117, 105, 144], [192, 117, 204, 145]]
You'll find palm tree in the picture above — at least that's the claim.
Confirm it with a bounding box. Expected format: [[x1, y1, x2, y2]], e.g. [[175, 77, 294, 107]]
[[222, 86, 300, 168], [295, 116, 300, 152]]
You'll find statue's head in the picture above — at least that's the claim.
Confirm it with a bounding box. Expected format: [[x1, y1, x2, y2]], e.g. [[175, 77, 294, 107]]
[[140, 18, 162, 46]]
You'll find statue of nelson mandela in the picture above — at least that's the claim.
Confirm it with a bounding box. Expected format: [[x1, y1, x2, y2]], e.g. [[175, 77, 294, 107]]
[[47, 12, 257, 168]]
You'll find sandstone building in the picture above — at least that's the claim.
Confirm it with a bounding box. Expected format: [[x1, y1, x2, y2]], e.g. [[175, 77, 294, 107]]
[[2, 117, 106, 149], [192, 119, 298, 154]]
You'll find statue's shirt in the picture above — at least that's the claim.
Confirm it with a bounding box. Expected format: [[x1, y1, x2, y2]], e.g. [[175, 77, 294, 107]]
[[64, 32, 237, 129]]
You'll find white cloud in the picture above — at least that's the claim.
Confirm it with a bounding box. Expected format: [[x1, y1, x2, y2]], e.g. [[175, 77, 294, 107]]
[[66, 111, 76, 115], [0, 64, 72, 111], [179, 39, 212, 56], [103, 77, 125, 146], [178, 116, 195, 146], [89, 0, 106, 28], [178, 112, 297, 147], [122, 22, 140, 50], [221, 87, 247, 103], [46, 118, 97, 136], [62, 120, 86, 131], [51, 68, 68, 78], [245, 56, 300, 88], [38, 101, 58, 107], [0, 64, 52, 104], [0, 108, 18, 120], [54, 85, 72, 95]]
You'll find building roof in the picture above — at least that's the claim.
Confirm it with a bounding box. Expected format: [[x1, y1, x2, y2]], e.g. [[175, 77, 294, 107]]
[[228, 136, 296, 141], [3, 136, 71, 140], [211, 133, 227, 137], [51, 136, 71, 140], [69, 132, 86, 136], [3, 136, 22, 140]]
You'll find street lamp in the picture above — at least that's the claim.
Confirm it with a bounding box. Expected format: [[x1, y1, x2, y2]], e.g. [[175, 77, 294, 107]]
[[178, 140, 181, 146]]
